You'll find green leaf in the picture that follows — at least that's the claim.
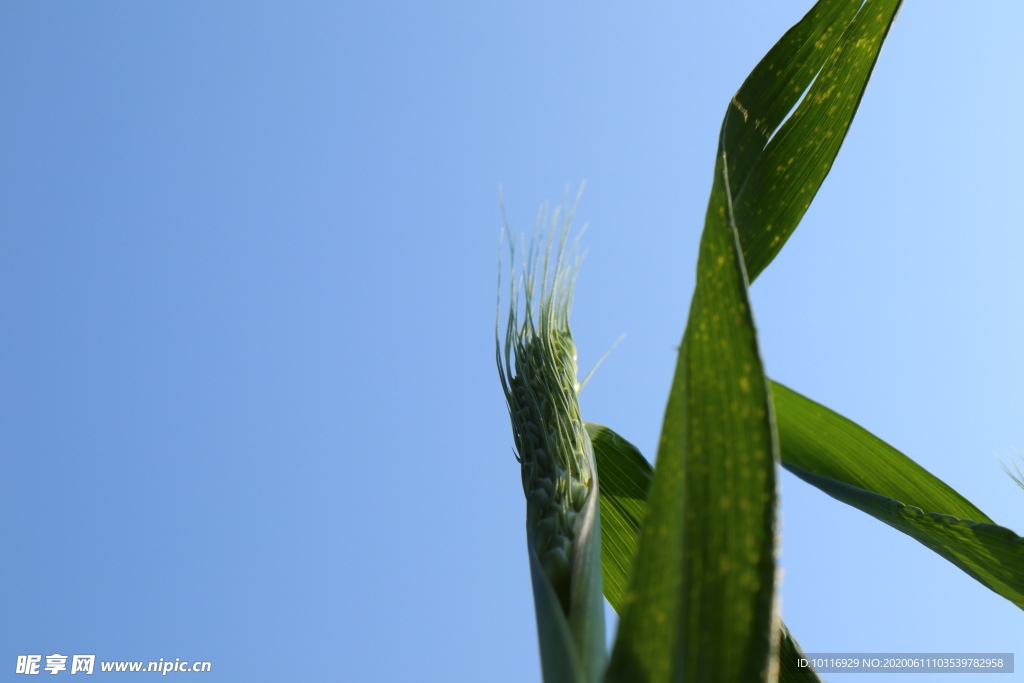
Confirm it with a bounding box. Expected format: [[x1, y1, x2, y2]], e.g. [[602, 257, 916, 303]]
[[723, 0, 905, 282], [709, 0, 1024, 617], [772, 382, 990, 522], [568, 452, 611, 683], [773, 382, 1024, 609], [776, 622, 824, 683], [587, 423, 651, 613], [527, 538, 586, 683], [591, 1, 913, 679], [603, 144, 778, 682], [589, 423, 824, 683]]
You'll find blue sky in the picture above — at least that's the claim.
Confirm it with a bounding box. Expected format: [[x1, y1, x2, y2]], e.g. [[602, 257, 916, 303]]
[[2, 1, 1022, 681]]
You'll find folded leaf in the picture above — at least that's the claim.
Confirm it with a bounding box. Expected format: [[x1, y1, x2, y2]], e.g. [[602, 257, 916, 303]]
[[723, 0, 905, 282]]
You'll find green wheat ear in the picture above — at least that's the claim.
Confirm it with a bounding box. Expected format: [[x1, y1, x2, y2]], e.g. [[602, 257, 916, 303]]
[[496, 192, 606, 683]]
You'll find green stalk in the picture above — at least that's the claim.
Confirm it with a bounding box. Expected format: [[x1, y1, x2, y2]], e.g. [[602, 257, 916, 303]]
[[497, 199, 606, 683]]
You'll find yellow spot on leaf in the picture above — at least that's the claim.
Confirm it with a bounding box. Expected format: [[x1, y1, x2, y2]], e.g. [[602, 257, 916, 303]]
[[731, 95, 750, 122]]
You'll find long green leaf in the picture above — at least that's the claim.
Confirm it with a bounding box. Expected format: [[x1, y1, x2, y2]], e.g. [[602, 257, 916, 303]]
[[723, 0, 904, 282], [592, 1, 913, 680], [773, 382, 991, 522], [592, 384, 1024, 617], [589, 423, 824, 683], [774, 382, 1024, 608], [604, 146, 778, 682]]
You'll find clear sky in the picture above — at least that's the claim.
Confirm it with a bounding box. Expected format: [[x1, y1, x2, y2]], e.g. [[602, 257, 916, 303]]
[[2, 1, 1022, 681]]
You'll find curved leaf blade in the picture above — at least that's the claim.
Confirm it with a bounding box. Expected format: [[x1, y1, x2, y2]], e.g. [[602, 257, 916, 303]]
[[774, 382, 1024, 609], [724, 0, 905, 282], [772, 382, 991, 522]]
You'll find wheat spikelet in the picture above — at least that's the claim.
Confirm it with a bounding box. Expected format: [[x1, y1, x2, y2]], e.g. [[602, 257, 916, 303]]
[[496, 193, 593, 610]]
